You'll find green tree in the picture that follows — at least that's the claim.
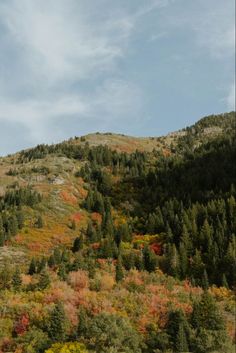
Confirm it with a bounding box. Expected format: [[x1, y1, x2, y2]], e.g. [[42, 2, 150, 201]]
[[115, 257, 124, 282], [38, 268, 50, 290], [143, 245, 158, 272], [84, 313, 142, 353], [12, 267, 22, 291], [28, 257, 37, 275], [47, 302, 67, 342], [176, 323, 189, 353], [72, 237, 83, 252]]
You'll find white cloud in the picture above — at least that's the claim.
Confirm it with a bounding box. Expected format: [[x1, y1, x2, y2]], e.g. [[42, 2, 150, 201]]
[[0, 0, 167, 148], [0, 78, 142, 144]]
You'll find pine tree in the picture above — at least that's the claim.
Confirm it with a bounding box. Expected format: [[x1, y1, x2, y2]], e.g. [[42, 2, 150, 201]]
[[222, 273, 229, 289], [179, 242, 188, 278], [77, 307, 89, 338], [202, 269, 209, 289], [176, 323, 189, 353], [167, 244, 180, 277], [38, 268, 50, 290], [12, 268, 22, 291], [191, 291, 225, 331], [58, 263, 67, 281], [9, 215, 18, 236], [53, 248, 61, 265], [28, 257, 37, 275], [115, 257, 124, 282], [48, 254, 56, 268], [143, 245, 158, 272], [0, 262, 12, 290], [35, 215, 43, 228], [16, 211, 24, 229], [48, 302, 66, 342], [72, 236, 83, 252], [37, 257, 47, 273]]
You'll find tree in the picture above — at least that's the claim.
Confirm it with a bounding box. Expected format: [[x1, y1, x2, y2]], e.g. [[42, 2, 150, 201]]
[[28, 258, 37, 275], [84, 313, 142, 353], [72, 237, 83, 252], [77, 307, 89, 338], [12, 268, 22, 291], [58, 263, 67, 281], [167, 309, 190, 352], [202, 269, 209, 290], [115, 257, 124, 282], [47, 302, 67, 342], [0, 262, 12, 289], [45, 342, 89, 353], [143, 245, 158, 272], [191, 291, 225, 331], [176, 323, 189, 353], [38, 268, 50, 290], [166, 244, 180, 277], [222, 273, 229, 289], [36, 215, 43, 228]]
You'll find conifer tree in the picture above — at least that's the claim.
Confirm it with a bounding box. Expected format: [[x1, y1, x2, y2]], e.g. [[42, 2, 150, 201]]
[[36, 215, 43, 228], [28, 258, 37, 275], [143, 245, 158, 272], [115, 257, 124, 282], [72, 236, 83, 252], [38, 268, 50, 290], [176, 323, 189, 353], [47, 302, 66, 342], [12, 268, 22, 291], [222, 273, 229, 289], [58, 263, 67, 281], [202, 269, 209, 289]]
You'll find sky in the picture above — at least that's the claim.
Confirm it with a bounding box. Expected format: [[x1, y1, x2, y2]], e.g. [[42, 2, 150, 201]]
[[0, 0, 235, 155]]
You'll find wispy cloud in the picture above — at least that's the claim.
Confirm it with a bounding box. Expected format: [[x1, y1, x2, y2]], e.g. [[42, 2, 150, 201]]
[[0, 0, 169, 153], [0, 0, 234, 155]]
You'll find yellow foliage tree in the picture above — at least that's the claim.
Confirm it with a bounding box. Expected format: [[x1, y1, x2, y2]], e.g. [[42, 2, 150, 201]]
[[45, 342, 89, 353]]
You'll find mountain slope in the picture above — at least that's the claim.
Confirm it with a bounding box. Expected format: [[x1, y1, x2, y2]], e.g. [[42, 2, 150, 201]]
[[0, 112, 235, 352]]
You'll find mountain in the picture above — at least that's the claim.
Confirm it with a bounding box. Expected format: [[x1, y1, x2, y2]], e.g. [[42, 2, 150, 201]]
[[0, 112, 235, 352]]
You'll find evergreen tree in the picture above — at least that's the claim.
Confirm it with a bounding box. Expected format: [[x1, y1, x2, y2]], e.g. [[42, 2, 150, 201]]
[[12, 268, 22, 291], [28, 258, 37, 275], [191, 291, 225, 331], [176, 323, 189, 353], [202, 269, 209, 289], [115, 257, 124, 282], [72, 236, 83, 252], [0, 262, 12, 289], [58, 263, 67, 281], [48, 254, 56, 268], [36, 215, 43, 228], [38, 268, 50, 290], [143, 245, 158, 272], [9, 215, 18, 236], [47, 302, 66, 342], [222, 273, 229, 289]]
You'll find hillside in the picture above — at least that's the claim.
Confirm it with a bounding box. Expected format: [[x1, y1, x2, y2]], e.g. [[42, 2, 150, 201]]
[[0, 112, 235, 353]]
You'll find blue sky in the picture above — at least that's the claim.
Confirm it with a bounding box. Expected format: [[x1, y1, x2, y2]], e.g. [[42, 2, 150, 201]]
[[0, 0, 235, 155]]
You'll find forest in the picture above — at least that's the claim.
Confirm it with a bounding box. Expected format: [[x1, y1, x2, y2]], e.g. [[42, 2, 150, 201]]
[[0, 112, 235, 352]]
